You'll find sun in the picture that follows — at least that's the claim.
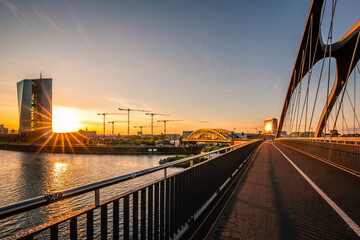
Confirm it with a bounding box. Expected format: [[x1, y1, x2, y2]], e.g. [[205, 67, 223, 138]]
[[52, 107, 81, 133], [265, 123, 272, 132]]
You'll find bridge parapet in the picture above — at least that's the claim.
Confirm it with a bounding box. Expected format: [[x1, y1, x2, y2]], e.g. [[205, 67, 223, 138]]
[[275, 138, 360, 175], [0, 140, 261, 239]]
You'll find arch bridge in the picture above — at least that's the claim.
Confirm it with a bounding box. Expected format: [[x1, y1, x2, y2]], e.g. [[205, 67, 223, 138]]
[[183, 128, 247, 143]]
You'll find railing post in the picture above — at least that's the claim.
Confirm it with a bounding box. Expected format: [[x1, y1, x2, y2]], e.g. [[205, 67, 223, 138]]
[[190, 159, 193, 168], [95, 189, 100, 207], [164, 168, 167, 178]]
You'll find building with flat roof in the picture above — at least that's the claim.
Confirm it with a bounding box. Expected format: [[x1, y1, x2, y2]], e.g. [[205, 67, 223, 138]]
[[182, 131, 193, 139], [17, 78, 52, 133], [78, 129, 96, 138], [264, 118, 278, 135], [0, 124, 8, 135]]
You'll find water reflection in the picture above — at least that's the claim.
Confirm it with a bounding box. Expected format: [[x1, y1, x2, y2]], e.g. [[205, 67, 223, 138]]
[[19, 154, 48, 200], [54, 162, 68, 172], [0, 150, 180, 238], [51, 162, 68, 191]]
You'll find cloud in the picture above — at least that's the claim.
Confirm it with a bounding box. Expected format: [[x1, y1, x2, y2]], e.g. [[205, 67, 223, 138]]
[[32, 5, 64, 34], [0, 0, 31, 30], [106, 97, 152, 112], [77, 22, 89, 44], [197, 121, 209, 123]]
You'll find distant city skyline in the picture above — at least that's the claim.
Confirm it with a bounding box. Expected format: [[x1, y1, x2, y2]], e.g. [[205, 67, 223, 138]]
[[0, 0, 359, 134]]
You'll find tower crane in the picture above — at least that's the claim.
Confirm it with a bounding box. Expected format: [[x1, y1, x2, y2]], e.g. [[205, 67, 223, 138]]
[[119, 108, 151, 135], [157, 120, 183, 140], [133, 126, 147, 138], [97, 112, 125, 136], [108, 121, 127, 136], [146, 113, 169, 139]]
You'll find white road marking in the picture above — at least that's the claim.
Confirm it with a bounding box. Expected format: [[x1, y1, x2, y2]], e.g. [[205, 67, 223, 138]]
[[271, 143, 360, 237]]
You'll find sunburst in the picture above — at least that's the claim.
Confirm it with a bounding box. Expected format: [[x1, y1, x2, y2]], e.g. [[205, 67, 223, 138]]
[[22, 89, 92, 156]]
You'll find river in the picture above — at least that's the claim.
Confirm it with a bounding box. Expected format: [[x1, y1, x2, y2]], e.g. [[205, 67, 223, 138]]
[[0, 150, 180, 238]]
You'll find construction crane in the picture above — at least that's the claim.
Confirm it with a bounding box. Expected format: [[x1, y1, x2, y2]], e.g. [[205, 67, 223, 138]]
[[157, 120, 183, 140], [97, 113, 125, 136], [108, 121, 127, 136], [119, 108, 151, 135], [133, 126, 146, 138], [146, 113, 169, 139]]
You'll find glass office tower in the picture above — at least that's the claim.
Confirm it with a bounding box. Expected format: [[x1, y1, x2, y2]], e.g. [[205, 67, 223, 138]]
[[264, 118, 278, 135], [17, 78, 52, 133]]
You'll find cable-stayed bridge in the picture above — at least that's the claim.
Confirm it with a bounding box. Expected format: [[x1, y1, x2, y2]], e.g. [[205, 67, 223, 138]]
[[0, 0, 360, 239]]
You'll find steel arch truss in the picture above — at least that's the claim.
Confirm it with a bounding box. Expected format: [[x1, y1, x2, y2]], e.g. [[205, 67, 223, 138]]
[[277, 0, 360, 138], [186, 128, 232, 141], [213, 129, 233, 138]]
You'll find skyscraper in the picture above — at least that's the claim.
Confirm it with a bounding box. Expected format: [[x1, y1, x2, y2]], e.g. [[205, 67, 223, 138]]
[[17, 78, 52, 134], [264, 118, 278, 135]]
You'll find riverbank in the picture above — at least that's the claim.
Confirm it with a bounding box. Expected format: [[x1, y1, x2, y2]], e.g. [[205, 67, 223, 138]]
[[158, 146, 225, 167], [0, 143, 203, 155]]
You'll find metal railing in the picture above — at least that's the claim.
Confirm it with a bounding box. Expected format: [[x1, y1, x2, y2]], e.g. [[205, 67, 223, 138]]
[[275, 138, 360, 175], [278, 137, 360, 145], [0, 140, 261, 239]]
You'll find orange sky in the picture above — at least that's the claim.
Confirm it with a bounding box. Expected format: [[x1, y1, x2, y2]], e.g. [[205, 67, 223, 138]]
[[1, 0, 358, 135]]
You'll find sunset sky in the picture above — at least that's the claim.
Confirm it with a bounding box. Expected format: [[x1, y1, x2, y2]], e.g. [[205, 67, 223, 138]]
[[0, 0, 359, 135]]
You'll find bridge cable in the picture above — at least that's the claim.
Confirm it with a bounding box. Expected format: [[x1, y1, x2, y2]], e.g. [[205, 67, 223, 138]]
[[289, 76, 300, 133], [288, 70, 298, 132], [288, 0, 330, 136], [298, 17, 314, 136], [331, 31, 360, 136], [293, 36, 311, 134], [356, 63, 360, 133], [325, 0, 336, 137], [305, 17, 314, 136], [345, 88, 360, 129], [296, 43, 311, 132], [289, 69, 300, 132], [354, 64, 356, 134], [296, 20, 313, 135], [289, 50, 308, 133], [356, 63, 360, 134], [341, 101, 350, 134], [342, 102, 344, 134], [286, 72, 294, 130], [294, 54, 306, 133], [308, 0, 337, 136], [307, 0, 332, 134], [292, 77, 302, 133]]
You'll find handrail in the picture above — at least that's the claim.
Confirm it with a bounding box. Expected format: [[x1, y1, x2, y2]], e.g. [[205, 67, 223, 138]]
[[276, 137, 360, 145], [0, 140, 258, 219]]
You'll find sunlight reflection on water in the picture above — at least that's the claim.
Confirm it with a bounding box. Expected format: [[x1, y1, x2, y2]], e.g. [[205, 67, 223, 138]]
[[0, 150, 181, 238]]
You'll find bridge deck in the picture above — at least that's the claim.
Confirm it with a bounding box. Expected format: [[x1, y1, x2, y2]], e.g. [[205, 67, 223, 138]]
[[207, 142, 360, 239]]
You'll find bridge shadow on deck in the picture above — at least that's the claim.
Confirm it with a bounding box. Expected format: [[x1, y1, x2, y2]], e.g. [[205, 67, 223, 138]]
[[207, 142, 358, 240]]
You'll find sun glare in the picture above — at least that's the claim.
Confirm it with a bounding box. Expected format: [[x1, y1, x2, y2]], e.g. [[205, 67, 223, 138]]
[[52, 107, 81, 133], [265, 123, 272, 132]]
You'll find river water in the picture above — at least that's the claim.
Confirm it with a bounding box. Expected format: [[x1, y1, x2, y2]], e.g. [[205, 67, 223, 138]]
[[0, 150, 180, 238]]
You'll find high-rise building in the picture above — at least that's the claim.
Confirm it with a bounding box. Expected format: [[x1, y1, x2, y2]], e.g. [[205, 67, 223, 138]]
[[264, 118, 278, 135], [17, 78, 52, 133]]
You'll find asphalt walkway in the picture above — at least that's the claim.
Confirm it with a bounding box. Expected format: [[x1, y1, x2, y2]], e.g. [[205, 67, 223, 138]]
[[207, 142, 360, 239]]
